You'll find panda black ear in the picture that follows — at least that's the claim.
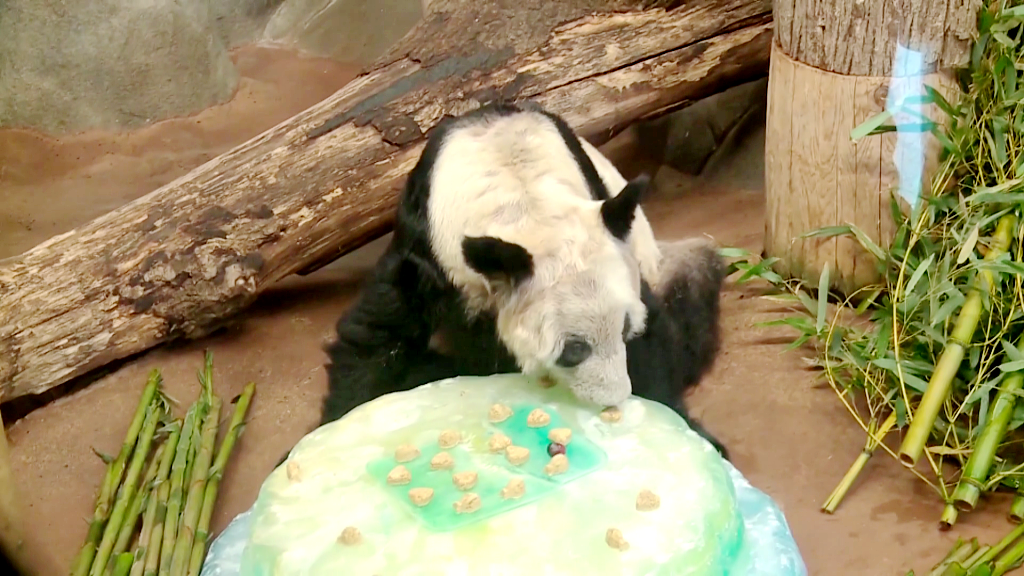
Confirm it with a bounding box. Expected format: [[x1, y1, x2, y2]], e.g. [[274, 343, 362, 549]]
[[601, 174, 649, 241], [461, 236, 534, 286]]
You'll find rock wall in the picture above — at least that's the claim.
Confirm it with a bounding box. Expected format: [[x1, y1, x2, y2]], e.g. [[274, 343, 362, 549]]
[[0, 0, 427, 134], [0, 0, 287, 133], [263, 0, 423, 65]]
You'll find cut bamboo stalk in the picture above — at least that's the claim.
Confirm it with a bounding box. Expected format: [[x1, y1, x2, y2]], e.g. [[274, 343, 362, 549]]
[[970, 521, 1024, 569], [187, 383, 255, 576], [91, 405, 162, 576], [168, 396, 222, 576], [131, 423, 180, 576], [73, 372, 161, 576], [113, 444, 166, 560], [112, 553, 134, 576], [952, 339, 1024, 511], [823, 412, 896, 513], [1009, 492, 1024, 523], [158, 405, 199, 576]]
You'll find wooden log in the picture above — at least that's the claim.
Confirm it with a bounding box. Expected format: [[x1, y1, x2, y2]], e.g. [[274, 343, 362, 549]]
[[0, 0, 773, 403], [765, 0, 977, 294]]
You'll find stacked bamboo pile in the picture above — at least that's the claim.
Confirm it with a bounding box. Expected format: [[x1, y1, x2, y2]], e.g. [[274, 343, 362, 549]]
[[71, 353, 255, 576]]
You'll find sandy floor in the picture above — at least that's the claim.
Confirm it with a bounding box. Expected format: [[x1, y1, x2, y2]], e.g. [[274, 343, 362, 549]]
[[0, 44, 362, 259], [1, 44, 1017, 575]]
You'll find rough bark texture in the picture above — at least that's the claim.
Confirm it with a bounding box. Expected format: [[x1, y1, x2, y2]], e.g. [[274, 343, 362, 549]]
[[773, 0, 980, 76], [0, 0, 772, 403], [766, 0, 973, 295]]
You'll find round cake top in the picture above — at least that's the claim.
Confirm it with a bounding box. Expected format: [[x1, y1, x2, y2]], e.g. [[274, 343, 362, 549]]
[[240, 374, 743, 575]]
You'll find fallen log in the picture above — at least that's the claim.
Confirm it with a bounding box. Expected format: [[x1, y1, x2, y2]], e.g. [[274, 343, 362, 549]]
[[0, 0, 773, 402]]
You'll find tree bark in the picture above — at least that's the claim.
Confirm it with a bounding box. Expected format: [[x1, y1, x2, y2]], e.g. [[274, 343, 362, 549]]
[[0, 0, 773, 403], [773, 0, 980, 76], [764, 0, 976, 295]]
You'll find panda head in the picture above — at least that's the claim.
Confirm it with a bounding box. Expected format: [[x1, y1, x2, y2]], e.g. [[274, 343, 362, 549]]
[[460, 175, 650, 408]]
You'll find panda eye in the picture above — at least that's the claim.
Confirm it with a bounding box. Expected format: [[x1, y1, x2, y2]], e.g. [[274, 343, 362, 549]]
[[622, 316, 632, 341], [556, 337, 592, 368]]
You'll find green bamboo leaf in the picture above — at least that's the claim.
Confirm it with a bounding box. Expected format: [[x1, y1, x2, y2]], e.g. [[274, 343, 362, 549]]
[[872, 320, 894, 357], [931, 125, 960, 157], [755, 317, 815, 333], [901, 373, 931, 394], [979, 257, 1024, 276], [1002, 339, 1024, 362], [993, 31, 1016, 47], [925, 84, 957, 118], [816, 264, 830, 334], [894, 397, 908, 427], [965, 373, 1003, 405], [718, 247, 750, 259], [734, 257, 784, 285], [1004, 56, 1018, 96], [979, 388, 991, 431], [870, 358, 929, 392], [993, 117, 1010, 167], [971, 178, 1024, 197], [972, 33, 988, 72], [843, 224, 887, 261], [999, 360, 1024, 372], [855, 288, 883, 314], [906, 253, 934, 293], [851, 110, 894, 141], [931, 288, 966, 327], [889, 193, 906, 228], [797, 225, 851, 240], [983, 205, 1015, 227], [784, 334, 813, 352], [957, 225, 980, 264], [919, 322, 946, 345]]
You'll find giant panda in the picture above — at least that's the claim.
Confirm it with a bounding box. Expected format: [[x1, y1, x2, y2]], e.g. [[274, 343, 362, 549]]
[[319, 101, 728, 458]]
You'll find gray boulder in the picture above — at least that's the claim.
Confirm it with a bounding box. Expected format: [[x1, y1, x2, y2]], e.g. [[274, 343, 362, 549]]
[[0, 0, 281, 133], [262, 0, 423, 66]]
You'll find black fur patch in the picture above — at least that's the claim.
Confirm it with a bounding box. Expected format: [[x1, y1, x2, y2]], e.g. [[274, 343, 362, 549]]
[[600, 174, 648, 240], [462, 236, 534, 286]]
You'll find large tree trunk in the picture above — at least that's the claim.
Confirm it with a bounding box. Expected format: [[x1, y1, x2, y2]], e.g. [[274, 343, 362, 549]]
[[0, 0, 772, 403], [764, 0, 976, 294]]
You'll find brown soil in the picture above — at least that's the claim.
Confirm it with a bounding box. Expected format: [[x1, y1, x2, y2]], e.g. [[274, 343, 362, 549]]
[[0, 44, 362, 259], [0, 45, 1015, 575]]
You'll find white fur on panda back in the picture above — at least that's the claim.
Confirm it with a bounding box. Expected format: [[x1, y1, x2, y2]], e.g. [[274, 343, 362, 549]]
[[577, 138, 662, 284], [427, 111, 638, 314]]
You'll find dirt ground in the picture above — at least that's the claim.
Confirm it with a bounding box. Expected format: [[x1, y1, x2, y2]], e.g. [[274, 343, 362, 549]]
[[1, 44, 1017, 575]]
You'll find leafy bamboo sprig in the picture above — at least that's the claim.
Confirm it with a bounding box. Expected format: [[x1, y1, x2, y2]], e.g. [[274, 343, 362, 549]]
[[720, 0, 1024, 524]]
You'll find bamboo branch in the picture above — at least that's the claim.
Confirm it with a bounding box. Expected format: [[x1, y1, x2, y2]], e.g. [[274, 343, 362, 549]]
[[898, 215, 1018, 467]]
